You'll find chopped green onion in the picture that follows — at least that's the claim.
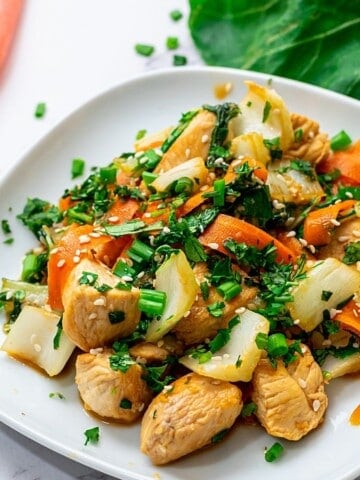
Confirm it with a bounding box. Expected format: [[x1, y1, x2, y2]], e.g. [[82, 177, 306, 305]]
[[34, 102, 46, 118], [170, 9, 183, 21], [84, 426, 100, 446], [255, 332, 268, 350], [21, 254, 39, 282], [71, 158, 85, 179], [265, 442, 284, 462], [200, 281, 210, 300], [113, 260, 136, 279], [142, 171, 158, 186], [136, 129, 147, 140], [108, 311, 125, 324], [267, 333, 289, 357], [211, 429, 229, 444], [127, 239, 154, 263], [294, 128, 303, 142], [119, 398, 132, 409], [99, 167, 117, 184], [135, 43, 155, 57], [262, 100, 272, 123], [207, 301, 225, 318], [173, 177, 194, 195], [213, 178, 225, 207], [138, 289, 167, 316], [1, 219, 11, 234], [166, 36, 179, 50], [143, 149, 162, 170], [216, 281, 241, 301], [53, 319, 63, 349], [330, 130, 352, 151], [173, 54, 187, 66], [49, 392, 65, 399], [3, 238, 14, 245], [321, 290, 333, 301]]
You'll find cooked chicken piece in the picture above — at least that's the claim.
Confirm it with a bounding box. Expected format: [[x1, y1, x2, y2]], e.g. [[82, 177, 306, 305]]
[[317, 217, 360, 261], [140, 372, 242, 464], [252, 344, 328, 440], [62, 258, 140, 351], [75, 349, 152, 422], [174, 263, 257, 345], [284, 113, 330, 165], [154, 110, 216, 173], [129, 336, 184, 364]]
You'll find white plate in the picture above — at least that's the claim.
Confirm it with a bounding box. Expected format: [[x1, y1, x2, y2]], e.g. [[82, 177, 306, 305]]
[[1, 67, 360, 480]]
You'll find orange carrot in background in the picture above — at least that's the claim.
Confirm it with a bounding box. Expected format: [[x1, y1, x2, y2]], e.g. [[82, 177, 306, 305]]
[[317, 140, 360, 186], [303, 200, 356, 246], [0, 0, 23, 71], [334, 299, 360, 337], [199, 213, 296, 264]]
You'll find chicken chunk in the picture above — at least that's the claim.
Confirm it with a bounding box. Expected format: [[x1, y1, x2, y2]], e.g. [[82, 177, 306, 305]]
[[140, 372, 242, 465], [317, 217, 360, 261], [174, 263, 257, 345], [252, 344, 328, 440], [62, 258, 140, 351], [129, 336, 184, 364], [154, 110, 216, 173], [75, 349, 153, 423]]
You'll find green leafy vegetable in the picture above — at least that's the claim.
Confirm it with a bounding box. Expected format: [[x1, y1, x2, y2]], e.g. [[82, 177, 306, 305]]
[[84, 426, 100, 446], [343, 241, 360, 265], [189, 0, 360, 99]]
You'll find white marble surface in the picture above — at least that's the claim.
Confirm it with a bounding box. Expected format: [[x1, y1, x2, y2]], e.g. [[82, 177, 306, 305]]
[[0, 1, 200, 478]]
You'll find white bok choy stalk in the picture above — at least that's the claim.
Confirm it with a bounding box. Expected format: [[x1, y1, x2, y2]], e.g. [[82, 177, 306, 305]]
[[266, 159, 324, 204], [149, 157, 208, 193], [288, 258, 360, 332], [230, 132, 270, 166], [179, 309, 269, 382], [321, 353, 360, 380], [145, 250, 199, 343], [1, 305, 75, 376], [229, 81, 294, 151]]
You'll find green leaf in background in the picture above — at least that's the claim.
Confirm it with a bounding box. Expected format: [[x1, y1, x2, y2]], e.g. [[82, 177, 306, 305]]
[[188, 0, 360, 99]]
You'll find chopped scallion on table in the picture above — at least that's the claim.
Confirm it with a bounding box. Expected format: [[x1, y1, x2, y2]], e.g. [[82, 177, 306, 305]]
[[71, 158, 85, 179], [34, 102, 46, 118], [135, 44, 155, 57], [166, 36, 179, 50], [170, 9, 183, 21], [173, 54, 187, 66], [265, 442, 284, 462]]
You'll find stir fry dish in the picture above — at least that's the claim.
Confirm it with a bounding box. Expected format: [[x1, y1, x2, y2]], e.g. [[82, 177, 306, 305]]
[[1, 80, 360, 465]]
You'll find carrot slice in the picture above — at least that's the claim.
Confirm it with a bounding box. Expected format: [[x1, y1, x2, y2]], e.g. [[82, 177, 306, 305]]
[[317, 140, 360, 186], [303, 200, 356, 246], [105, 198, 139, 224], [334, 299, 360, 337], [0, 0, 23, 70], [199, 213, 296, 264]]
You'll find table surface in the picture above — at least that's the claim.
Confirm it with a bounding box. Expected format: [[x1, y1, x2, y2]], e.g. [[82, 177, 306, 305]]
[[0, 1, 199, 478]]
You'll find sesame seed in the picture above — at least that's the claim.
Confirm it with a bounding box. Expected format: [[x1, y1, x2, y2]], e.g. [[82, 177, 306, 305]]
[[5, 290, 13, 301], [293, 319, 300, 325], [345, 191, 354, 198], [73, 255, 80, 264], [149, 235, 155, 246], [163, 385, 173, 393], [298, 378, 307, 389], [122, 275, 133, 282], [89, 232, 101, 238], [183, 310, 191, 318], [235, 307, 246, 315], [225, 82, 233, 93], [88, 313, 97, 320], [308, 244, 316, 254], [299, 238, 308, 247], [352, 230, 360, 238], [338, 235, 350, 243], [214, 157, 226, 166], [33, 343, 42, 352], [330, 308, 342, 319], [353, 309, 359, 317], [285, 216, 295, 227], [330, 218, 341, 226], [185, 148, 191, 158], [201, 134, 209, 143], [272, 199, 285, 210], [79, 234, 91, 244], [50, 247, 59, 255], [30, 334, 37, 344], [93, 297, 106, 306], [135, 150, 144, 158], [108, 216, 119, 223], [57, 259, 66, 268], [208, 242, 219, 249], [138, 403, 145, 412], [162, 226, 171, 234], [312, 399, 321, 412], [286, 230, 296, 238], [137, 271, 145, 279], [334, 199, 342, 204], [89, 347, 103, 355]]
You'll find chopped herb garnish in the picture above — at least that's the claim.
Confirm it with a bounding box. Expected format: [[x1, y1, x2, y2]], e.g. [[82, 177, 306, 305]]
[[211, 429, 229, 444], [207, 301, 225, 318], [161, 110, 198, 153], [135, 43, 155, 57], [53, 319, 63, 349], [3, 238, 14, 245], [173, 54, 187, 66], [262, 100, 272, 122], [136, 129, 147, 140], [71, 158, 85, 179], [200, 281, 210, 300], [104, 219, 163, 237], [166, 36, 179, 50], [108, 311, 125, 324], [343, 241, 360, 265], [139, 289, 167, 316], [294, 128, 304, 142], [1, 219, 11, 234], [84, 426, 100, 446], [109, 342, 135, 373], [265, 442, 284, 462], [119, 398, 132, 409], [330, 130, 352, 151], [79, 271, 98, 286], [209, 316, 240, 353], [321, 290, 333, 301], [241, 402, 257, 417], [142, 363, 174, 394], [34, 102, 46, 118], [49, 392, 65, 399], [170, 9, 183, 21]]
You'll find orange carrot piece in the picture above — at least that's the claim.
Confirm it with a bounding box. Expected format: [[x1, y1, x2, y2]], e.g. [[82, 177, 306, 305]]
[[105, 198, 139, 224], [0, 0, 23, 70], [303, 200, 356, 246], [277, 232, 307, 258], [334, 299, 360, 337], [199, 213, 296, 264], [58, 195, 76, 212], [317, 140, 360, 186], [47, 225, 129, 311]]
